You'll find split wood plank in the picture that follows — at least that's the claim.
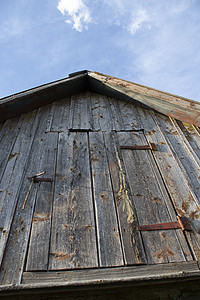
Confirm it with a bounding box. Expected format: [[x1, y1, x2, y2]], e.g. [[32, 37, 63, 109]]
[[153, 112, 200, 204], [49, 132, 98, 270], [0, 116, 21, 182], [0, 105, 53, 285], [89, 132, 124, 267], [118, 100, 142, 131], [137, 106, 200, 260], [25, 132, 58, 271], [104, 132, 146, 265], [22, 260, 199, 285], [90, 94, 114, 131], [117, 131, 189, 264], [0, 110, 38, 268], [68, 94, 92, 130]]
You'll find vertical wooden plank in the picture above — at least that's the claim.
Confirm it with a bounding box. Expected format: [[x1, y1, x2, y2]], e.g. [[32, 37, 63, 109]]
[[104, 132, 147, 265], [109, 98, 124, 131], [89, 132, 124, 267], [118, 100, 141, 131], [117, 131, 191, 264], [153, 113, 200, 204], [90, 94, 113, 131], [0, 105, 53, 285], [49, 132, 98, 270], [25, 132, 58, 271], [175, 120, 200, 162], [68, 94, 92, 130], [137, 107, 200, 260], [51, 98, 71, 132], [0, 116, 21, 182], [0, 110, 38, 267]]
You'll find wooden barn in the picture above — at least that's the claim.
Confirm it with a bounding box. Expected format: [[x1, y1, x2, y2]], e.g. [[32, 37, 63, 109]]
[[0, 70, 200, 299]]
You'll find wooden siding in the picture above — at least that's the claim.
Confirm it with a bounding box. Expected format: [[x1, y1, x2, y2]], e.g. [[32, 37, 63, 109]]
[[0, 92, 200, 288]]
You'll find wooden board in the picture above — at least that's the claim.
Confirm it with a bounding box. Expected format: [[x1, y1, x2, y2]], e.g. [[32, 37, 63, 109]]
[[0, 110, 38, 267], [153, 113, 200, 205], [108, 98, 124, 131], [25, 132, 58, 271], [137, 107, 200, 260], [49, 132, 98, 270], [175, 120, 200, 163], [0, 105, 53, 285], [89, 132, 124, 267], [68, 94, 92, 130], [118, 100, 141, 131], [104, 132, 147, 265], [46, 98, 71, 132], [90, 94, 113, 131], [117, 131, 189, 264], [22, 260, 199, 285], [0, 116, 21, 182]]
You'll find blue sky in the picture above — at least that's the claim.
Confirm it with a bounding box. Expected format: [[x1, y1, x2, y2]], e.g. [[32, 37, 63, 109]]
[[0, 0, 200, 101]]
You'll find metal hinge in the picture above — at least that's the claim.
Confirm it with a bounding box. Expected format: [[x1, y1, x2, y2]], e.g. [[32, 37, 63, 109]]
[[138, 216, 192, 232], [120, 142, 157, 151], [22, 171, 53, 210]]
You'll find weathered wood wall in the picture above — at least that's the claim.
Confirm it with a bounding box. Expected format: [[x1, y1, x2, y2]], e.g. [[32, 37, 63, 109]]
[[0, 92, 200, 297]]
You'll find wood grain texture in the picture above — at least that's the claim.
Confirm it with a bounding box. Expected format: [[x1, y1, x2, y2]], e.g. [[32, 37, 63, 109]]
[[22, 260, 199, 284], [104, 132, 146, 265], [0, 111, 38, 268], [176, 121, 200, 163], [153, 113, 200, 205], [117, 100, 141, 131], [49, 132, 98, 270], [108, 98, 124, 131], [69, 94, 92, 130], [90, 94, 113, 131], [25, 132, 58, 271], [0, 116, 21, 182], [118, 131, 188, 264], [89, 132, 124, 267], [137, 106, 200, 260], [0, 105, 52, 285]]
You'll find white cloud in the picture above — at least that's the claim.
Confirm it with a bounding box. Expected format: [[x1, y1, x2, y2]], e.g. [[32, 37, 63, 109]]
[[57, 0, 92, 32], [127, 8, 149, 35]]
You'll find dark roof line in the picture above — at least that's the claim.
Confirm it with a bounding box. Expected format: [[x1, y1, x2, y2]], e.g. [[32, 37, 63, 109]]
[[0, 70, 199, 126]]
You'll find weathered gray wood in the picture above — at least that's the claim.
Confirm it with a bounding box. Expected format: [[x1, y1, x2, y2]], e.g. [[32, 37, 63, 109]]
[[49, 132, 98, 270], [25, 132, 58, 271], [69, 94, 92, 130], [0, 110, 38, 268], [176, 121, 200, 162], [0, 105, 53, 285], [118, 131, 188, 264], [0, 116, 21, 182], [89, 132, 124, 267], [90, 95, 113, 131], [118, 100, 141, 131], [22, 260, 199, 284], [51, 98, 71, 132], [108, 98, 124, 131], [153, 113, 200, 205], [0, 121, 4, 133], [104, 132, 147, 265], [137, 107, 200, 260]]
